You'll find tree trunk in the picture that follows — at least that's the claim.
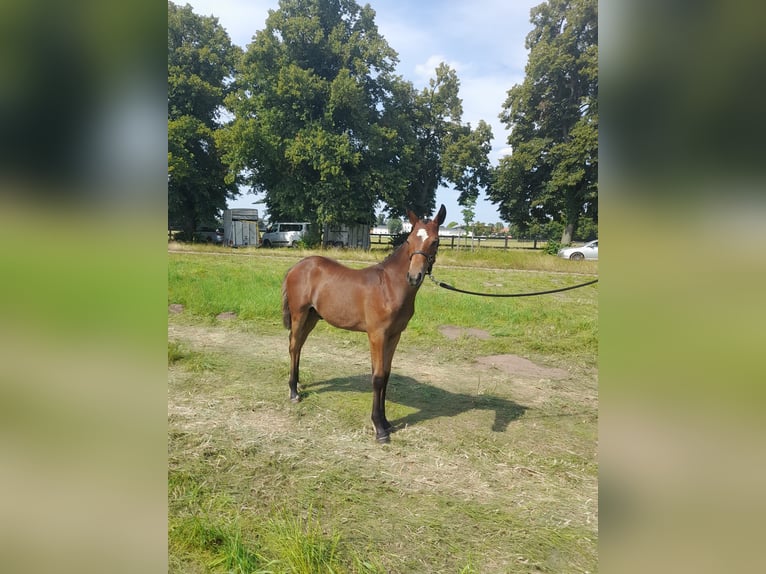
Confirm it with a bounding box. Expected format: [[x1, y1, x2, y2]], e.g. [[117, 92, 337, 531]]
[[560, 192, 580, 245], [560, 221, 575, 245], [182, 214, 196, 242]]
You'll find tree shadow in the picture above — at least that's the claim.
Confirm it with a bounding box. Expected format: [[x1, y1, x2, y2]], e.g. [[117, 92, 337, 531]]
[[302, 373, 528, 434]]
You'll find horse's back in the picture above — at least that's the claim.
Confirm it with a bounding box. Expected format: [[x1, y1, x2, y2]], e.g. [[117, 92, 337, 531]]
[[287, 255, 369, 282], [285, 255, 351, 303], [284, 255, 377, 331]]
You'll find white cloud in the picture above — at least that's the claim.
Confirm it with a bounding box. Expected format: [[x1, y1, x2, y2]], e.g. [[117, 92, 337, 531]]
[[183, 0, 278, 47], [413, 55, 464, 85]]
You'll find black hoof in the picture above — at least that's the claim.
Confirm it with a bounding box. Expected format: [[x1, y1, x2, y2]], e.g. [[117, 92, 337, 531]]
[[376, 432, 391, 444], [290, 395, 301, 403]]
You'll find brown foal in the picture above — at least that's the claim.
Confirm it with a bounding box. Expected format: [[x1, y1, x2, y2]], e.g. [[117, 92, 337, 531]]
[[281, 205, 446, 442]]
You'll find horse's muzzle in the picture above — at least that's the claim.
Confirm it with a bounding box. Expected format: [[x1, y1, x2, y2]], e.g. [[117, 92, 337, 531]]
[[407, 271, 423, 287]]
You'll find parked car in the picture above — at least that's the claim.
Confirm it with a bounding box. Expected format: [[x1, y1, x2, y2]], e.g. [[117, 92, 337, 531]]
[[194, 227, 223, 244], [558, 239, 598, 260], [260, 222, 311, 247]]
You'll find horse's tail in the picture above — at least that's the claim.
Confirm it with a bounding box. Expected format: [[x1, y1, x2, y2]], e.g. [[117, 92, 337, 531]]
[[281, 278, 291, 330]]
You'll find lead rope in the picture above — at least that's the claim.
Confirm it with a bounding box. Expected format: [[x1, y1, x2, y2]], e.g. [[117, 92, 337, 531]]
[[427, 272, 598, 298]]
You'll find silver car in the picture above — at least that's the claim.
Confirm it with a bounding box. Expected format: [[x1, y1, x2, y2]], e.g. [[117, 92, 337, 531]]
[[558, 240, 598, 260], [260, 222, 311, 247]]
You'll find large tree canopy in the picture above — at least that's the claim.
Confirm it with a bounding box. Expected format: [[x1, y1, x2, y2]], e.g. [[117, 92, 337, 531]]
[[222, 0, 399, 226], [392, 63, 494, 218], [489, 0, 597, 244], [221, 0, 492, 225], [168, 1, 240, 237]]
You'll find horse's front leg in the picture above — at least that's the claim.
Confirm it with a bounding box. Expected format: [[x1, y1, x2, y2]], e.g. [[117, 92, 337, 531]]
[[380, 332, 401, 433], [368, 331, 401, 443], [368, 331, 389, 442]]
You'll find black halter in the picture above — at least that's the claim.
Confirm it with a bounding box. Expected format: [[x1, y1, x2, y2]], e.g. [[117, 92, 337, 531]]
[[407, 241, 437, 274], [409, 249, 435, 265]]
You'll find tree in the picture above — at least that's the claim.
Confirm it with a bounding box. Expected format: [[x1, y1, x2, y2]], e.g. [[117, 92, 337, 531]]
[[222, 0, 494, 227], [221, 0, 401, 228], [489, 0, 597, 244], [168, 2, 241, 238], [461, 196, 476, 249], [384, 64, 494, 218]]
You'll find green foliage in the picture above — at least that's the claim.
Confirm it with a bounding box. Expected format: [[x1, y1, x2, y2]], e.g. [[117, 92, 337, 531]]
[[300, 226, 323, 249], [461, 196, 476, 227], [395, 64, 494, 217], [221, 1, 492, 227], [545, 239, 562, 255], [519, 220, 564, 246], [168, 2, 241, 238], [222, 0, 398, 228], [489, 0, 597, 244], [574, 216, 598, 241]]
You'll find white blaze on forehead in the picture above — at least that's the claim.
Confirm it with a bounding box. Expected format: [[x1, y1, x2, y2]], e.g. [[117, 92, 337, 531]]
[[416, 228, 429, 240]]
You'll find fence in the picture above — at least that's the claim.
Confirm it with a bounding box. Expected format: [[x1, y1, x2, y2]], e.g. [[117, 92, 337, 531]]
[[369, 233, 550, 250]]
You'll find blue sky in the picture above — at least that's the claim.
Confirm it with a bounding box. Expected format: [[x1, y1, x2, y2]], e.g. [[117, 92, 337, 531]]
[[182, 0, 540, 224]]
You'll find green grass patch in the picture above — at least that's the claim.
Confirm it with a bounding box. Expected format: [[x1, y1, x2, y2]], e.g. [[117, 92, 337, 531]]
[[168, 245, 598, 573], [168, 248, 597, 366], [168, 253, 289, 324]]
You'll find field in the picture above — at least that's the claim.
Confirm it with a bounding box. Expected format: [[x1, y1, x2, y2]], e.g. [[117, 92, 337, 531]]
[[168, 244, 598, 573]]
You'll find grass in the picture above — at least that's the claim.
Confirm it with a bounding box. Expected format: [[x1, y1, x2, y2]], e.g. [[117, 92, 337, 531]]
[[168, 244, 598, 573]]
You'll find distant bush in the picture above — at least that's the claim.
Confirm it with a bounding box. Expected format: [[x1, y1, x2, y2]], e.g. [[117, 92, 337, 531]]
[[574, 218, 598, 241], [545, 239, 562, 255]]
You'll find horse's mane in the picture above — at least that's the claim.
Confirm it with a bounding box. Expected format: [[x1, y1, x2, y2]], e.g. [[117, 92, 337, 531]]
[[378, 238, 408, 265]]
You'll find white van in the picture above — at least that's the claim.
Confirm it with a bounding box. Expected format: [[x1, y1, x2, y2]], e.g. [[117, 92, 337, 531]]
[[260, 222, 311, 247]]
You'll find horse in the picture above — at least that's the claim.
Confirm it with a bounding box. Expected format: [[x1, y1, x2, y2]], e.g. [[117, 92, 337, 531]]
[[281, 205, 446, 443]]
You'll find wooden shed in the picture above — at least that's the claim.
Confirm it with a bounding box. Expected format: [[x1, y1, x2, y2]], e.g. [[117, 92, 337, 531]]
[[223, 209, 261, 247], [323, 223, 371, 249]]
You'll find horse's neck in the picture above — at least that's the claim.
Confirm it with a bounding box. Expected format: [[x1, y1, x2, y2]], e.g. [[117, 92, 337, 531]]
[[381, 242, 409, 273], [380, 244, 419, 299]]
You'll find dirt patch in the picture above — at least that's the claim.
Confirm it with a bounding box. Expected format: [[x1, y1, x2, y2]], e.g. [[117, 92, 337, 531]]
[[439, 325, 491, 340], [475, 355, 571, 407], [168, 304, 184, 314], [216, 311, 238, 320], [477, 354, 568, 380]]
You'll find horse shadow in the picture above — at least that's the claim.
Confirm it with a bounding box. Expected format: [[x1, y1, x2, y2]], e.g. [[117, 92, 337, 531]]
[[302, 374, 528, 434]]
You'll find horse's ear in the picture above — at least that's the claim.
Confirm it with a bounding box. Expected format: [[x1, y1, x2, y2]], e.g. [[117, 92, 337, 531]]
[[435, 204, 446, 226], [406, 209, 419, 226]]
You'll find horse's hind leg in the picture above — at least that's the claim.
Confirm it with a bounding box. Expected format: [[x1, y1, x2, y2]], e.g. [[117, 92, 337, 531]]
[[287, 308, 320, 402]]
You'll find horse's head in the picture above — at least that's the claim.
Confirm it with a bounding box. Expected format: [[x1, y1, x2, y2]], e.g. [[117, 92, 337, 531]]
[[405, 204, 446, 287]]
